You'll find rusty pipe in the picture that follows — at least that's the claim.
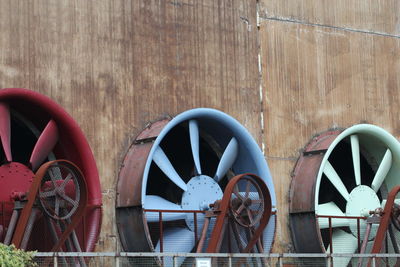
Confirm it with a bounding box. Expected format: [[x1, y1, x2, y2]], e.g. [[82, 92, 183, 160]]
[[196, 217, 210, 253]]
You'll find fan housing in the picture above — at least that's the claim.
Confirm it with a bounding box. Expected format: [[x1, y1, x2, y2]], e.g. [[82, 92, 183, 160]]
[[116, 108, 276, 260], [290, 124, 400, 266], [0, 88, 102, 252]]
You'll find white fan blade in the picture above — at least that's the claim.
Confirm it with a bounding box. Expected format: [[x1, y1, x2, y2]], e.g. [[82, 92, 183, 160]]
[[324, 161, 350, 201], [155, 227, 195, 266], [350, 135, 361, 186], [327, 229, 358, 267], [189, 120, 201, 175], [144, 195, 186, 222], [371, 149, 392, 192], [153, 147, 188, 191], [317, 202, 349, 229], [214, 137, 238, 182]]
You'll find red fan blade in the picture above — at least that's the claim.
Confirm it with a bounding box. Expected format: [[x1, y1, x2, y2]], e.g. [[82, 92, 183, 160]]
[[0, 103, 12, 162], [29, 120, 59, 170]]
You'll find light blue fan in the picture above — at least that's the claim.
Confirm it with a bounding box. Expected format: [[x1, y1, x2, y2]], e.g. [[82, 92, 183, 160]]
[[141, 108, 276, 260]]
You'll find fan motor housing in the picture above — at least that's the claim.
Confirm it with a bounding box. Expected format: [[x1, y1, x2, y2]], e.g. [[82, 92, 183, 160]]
[[116, 108, 276, 255], [290, 124, 400, 254], [0, 88, 102, 252]]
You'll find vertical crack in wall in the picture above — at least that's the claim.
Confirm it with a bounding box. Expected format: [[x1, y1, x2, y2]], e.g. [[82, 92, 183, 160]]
[[256, 0, 266, 155]]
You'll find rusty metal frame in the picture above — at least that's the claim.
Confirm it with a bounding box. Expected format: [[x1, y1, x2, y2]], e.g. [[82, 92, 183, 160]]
[[206, 173, 272, 253], [11, 160, 87, 252], [141, 173, 272, 255], [371, 185, 400, 254], [143, 209, 205, 253], [316, 214, 366, 254]]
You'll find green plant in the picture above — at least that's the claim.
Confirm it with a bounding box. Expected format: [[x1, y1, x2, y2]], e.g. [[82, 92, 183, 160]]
[[0, 243, 37, 267]]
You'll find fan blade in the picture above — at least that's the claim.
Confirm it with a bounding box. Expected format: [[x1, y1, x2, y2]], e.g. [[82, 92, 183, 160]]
[[327, 229, 358, 266], [317, 202, 349, 229], [350, 135, 361, 186], [371, 149, 392, 192], [0, 103, 12, 162], [155, 227, 195, 266], [153, 147, 188, 191], [232, 191, 260, 201], [324, 161, 350, 201], [214, 137, 238, 182], [144, 195, 186, 222], [189, 120, 201, 175], [29, 120, 59, 171]]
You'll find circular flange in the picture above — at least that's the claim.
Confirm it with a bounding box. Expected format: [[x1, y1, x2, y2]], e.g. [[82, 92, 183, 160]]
[[0, 162, 34, 201], [346, 185, 380, 218], [346, 185, 380, 239], [182, 175, 223, 231], [182, 175, 223, 211]]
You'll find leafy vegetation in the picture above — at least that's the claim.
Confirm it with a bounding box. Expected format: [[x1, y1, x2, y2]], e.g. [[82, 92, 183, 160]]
[[0, 243, 37, 267]]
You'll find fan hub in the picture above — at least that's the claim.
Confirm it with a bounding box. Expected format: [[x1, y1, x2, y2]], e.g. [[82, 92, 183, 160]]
[[0, 162, 34, 202], [182, 175, 223, 231], [346, 185, 380, 239]]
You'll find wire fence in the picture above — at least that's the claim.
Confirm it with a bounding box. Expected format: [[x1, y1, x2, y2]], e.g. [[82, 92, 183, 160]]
[[32, 252, 400, 266]]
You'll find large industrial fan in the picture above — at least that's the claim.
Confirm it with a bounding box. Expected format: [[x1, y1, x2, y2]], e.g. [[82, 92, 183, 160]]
[[0, 88, 102, 252], [116, 108, 276, 263], [290, 124, 400, 266]]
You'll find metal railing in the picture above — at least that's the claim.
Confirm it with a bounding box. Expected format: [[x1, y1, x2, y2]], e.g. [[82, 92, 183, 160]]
[[143, 208, 277, 253], [33, 252, 400, 267], [28, 213, 399, 266], [316, 214, 367, 253], [144, 209, 205, 252]]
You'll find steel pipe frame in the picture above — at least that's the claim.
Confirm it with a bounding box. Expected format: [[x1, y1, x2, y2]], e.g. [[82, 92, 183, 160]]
[[11, 160, 88, 253]]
